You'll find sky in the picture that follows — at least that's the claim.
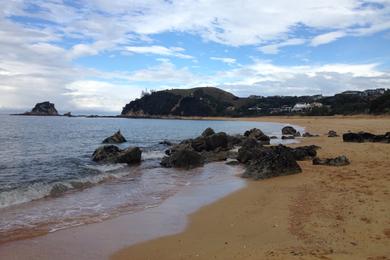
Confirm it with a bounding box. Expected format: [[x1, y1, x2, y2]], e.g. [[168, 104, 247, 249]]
[[0, 0, 389, 114]]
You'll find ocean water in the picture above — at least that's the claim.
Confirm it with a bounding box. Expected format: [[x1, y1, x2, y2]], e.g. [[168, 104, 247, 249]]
[[0, 115, 301, 242]]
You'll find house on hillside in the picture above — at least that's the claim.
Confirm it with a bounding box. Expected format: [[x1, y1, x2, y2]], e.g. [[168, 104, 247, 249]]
[[292, 103, 311, 112]]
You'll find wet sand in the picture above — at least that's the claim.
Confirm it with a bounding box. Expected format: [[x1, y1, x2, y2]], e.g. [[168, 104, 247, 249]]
[[113, 116, 390, 260], [0, 163, 245, 260]]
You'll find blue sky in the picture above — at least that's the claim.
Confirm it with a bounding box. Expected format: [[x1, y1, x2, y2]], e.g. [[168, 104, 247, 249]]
[[0, 0, 389, 113]]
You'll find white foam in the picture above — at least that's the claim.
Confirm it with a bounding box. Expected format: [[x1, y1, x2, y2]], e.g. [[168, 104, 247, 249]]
[[0, 164, 133, 209], [142, 150, 165, 160]]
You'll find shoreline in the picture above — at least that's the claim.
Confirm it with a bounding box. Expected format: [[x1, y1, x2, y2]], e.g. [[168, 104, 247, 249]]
[[113, 116, 390, 259], [0, 162, 247, 260]]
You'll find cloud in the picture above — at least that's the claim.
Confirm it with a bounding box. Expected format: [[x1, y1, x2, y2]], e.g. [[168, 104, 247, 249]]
[[258, 38, 306, 54], [64, 80, 144, 112], [125, 45, 193, 59], [214, 61, 390, 96], [310, 31, 346, 46], [210, 57, 236, 64]]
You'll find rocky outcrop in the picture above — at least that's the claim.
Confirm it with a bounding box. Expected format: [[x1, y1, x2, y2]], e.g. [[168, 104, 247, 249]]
[[64, 112, 72, 117], [237, 138, 267, 163], [328, 130, 338, 137], [343, 132, 390, 143], [313, 155, 350, 166], [281, 135, 295, 140], [288, 145, 320, 161], [162, 128, 232, 168], [92, 145, 141, 164], [102, 130, 127, 144], [24, 101, 58, 115], [242, 145, 302, 180], [160, 149, 204, 169], [244, 128, 270, 145], [282, 126, 300, 136]]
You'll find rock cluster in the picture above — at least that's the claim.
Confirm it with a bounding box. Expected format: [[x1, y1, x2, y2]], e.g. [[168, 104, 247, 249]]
[[92, 145, 141, 164], [343, 132, 390, 143], [92, 131, 141, 164]]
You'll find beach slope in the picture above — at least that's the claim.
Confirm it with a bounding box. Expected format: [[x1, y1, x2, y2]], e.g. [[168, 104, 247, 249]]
[[113, 116, 390, 260]]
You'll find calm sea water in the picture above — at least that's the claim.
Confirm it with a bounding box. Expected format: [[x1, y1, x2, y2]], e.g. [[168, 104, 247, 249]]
[[0, 115, 301, 242]]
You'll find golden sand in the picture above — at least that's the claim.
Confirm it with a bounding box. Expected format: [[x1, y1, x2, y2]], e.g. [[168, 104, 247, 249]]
[[113, 116, 390, 260]]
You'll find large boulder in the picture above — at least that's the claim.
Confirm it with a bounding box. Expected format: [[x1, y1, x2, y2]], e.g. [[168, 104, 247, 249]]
[[102, 130, 127, 144], [160, 149, 204, 169], [205, 132, 228, 150], [282, 126, 299, 136], [237, 138, 267, 164], [116, 147, 142, 164], [201, 150, 228, 163], [288, 145, 320, 161], [92, 145, 141, 164], [343, 132, 390, 143], [202, 127, 215, 137], [242, 145, 302, 180], [244, 128, 270, 145], [313, 155, 350, 166]]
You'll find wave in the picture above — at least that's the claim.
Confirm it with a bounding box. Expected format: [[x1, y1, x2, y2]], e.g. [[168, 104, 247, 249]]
[[0, 163, 132, 209], [142, 150, 166, 160]]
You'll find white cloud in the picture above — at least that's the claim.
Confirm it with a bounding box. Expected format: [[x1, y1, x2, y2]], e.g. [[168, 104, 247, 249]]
[[310, 31, 346, 46], [210, 57, 236, 64], [64, 80, 143, 111], [259, 38, 306, 54], [125, 45, 193, 59]]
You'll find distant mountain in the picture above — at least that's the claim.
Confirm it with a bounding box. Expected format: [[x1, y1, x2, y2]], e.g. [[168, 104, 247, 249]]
[[121, 87, 253, 117], [121, 87, 390, 117]]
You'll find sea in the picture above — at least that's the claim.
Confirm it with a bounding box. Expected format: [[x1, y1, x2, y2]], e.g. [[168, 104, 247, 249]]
[[0, 115, 302, 243]]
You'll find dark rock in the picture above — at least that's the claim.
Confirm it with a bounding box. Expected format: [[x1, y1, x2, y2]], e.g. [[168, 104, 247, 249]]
[[242, 145, 302, 180], [64, 112, 72, 117], [160, 149, 204, 169], [50, 183, 69, 197], [92, 145, 141, 164], [342, 132, 387, 143], [302, 132, 319, 137], [227, 134, 244, 147], [244, 128, 270, 145], [92, 145, 121, 162], [116, 147, 142, 164], [288, 145, 320, 161], [282, 135, 295, 140], [102, 130, 127, 144], [237, 139, 267, 164], [205, 132, 228, 151], [313, 155, 350, 166], [159, 140, 173, 146], [25, 101, 58, 115], [202, 127, 215, 137], [270, 136, 278, 139], [328, 130, 338, 137], [282, 126, 298, 136], [201, 150, 228, 163]]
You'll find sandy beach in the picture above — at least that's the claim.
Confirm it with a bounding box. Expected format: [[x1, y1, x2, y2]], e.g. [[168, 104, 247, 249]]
[[113, 116, 390, 260]]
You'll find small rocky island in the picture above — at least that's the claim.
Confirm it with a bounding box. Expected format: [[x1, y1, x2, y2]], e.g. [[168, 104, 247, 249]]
[[23, 101, 59, 116]]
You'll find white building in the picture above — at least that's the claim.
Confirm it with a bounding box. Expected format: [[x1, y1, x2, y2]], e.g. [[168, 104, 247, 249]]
[[291, 103, 311, 112]]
